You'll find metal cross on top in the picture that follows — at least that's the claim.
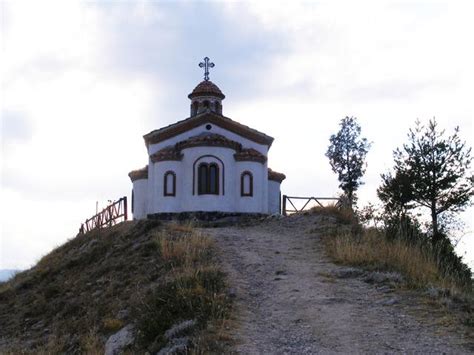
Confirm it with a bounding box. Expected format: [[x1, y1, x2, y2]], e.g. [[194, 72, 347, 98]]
[[199, 57, 215, 81]]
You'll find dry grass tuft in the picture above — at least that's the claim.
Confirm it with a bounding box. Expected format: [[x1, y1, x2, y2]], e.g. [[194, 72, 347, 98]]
[[167, 222, 196, 234], [324, 229, 442, 287], [81, 327, 104, 354], [154, 227, 213, 268], [102, 318, 125, 332], [323, 225, 474, 328], [309, 204, 356, 224], [134, 226, 231, 353]]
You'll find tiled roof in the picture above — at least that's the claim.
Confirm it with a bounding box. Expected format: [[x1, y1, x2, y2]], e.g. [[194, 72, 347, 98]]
[[234, 148, 267, 163], [268, 168, 286, 183], [143, 111, 274, 147], [188, 80, 225, 99], [128, 166, 148, 181]]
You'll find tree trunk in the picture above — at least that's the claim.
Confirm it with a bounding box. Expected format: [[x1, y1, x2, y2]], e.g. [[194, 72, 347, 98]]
[[347, 190, 353, 210], [431, 202, 441, 245]]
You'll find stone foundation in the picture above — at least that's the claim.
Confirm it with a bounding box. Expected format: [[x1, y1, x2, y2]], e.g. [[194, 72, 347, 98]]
[[147, 211, 267, 226]]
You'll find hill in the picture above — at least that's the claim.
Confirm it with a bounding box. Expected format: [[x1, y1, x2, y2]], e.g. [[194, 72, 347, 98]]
[[1, 211, 472, 353], [207, 212, 473, 353], [0, 220, 231, 354]]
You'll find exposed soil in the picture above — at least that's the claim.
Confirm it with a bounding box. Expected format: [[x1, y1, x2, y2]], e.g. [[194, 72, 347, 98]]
[[206, 214, 473, 354]]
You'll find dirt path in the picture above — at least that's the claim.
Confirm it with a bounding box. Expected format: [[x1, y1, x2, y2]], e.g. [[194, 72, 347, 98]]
[[206, 214, 472, 354]]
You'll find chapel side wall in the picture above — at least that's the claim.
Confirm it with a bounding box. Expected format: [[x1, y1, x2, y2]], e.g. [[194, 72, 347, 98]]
[[149, 161, 183, 214], [268, 180, 282, 214], [132, 179, 148, 219], [235, 161, 266, 213], [148, 124, 269, 156], [263, 162, 269, 213]]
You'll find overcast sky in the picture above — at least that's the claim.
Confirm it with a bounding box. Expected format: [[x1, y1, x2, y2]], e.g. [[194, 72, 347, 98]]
[[1, 0, 473, 270]]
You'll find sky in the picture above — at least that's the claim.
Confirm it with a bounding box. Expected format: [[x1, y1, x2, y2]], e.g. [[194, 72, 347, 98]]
[[1, 0, 473, 270]]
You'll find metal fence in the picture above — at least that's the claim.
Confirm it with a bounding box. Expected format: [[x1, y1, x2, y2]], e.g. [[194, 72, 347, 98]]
[[282, 195, 341, 216], [79, 197, 128, 234]]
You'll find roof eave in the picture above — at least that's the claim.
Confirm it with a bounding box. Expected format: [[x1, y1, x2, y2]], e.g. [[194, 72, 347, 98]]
[[143, 112, 274, 147]]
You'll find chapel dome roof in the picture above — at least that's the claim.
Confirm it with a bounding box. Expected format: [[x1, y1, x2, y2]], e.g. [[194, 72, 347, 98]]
[[188, 80, 225, 100]]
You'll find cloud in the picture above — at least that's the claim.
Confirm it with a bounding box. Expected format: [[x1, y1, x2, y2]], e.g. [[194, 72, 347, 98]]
[[1, 1, 473, 270], [1, 110, 33, 145]]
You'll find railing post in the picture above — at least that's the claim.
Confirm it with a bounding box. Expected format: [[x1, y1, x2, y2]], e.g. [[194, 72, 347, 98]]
[[123, 196, 128, 221], [282, 194, 287, 216]]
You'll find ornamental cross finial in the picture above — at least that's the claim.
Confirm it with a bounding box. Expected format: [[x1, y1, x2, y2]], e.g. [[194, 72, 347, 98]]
[[199, 57, 215, 81]]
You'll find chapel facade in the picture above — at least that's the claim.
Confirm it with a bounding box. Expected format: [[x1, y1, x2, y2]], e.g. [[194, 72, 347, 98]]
[[128, 59, 285, 219]]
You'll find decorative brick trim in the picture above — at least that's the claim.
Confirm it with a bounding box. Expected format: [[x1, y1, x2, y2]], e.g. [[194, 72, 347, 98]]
[[128, 166, 148, 182], [143, 112, 274, 147], [268, 168, 286, 183], [150, 147, 183, 162], [234, 148, 267, 164], [176, 133, 242, 152]]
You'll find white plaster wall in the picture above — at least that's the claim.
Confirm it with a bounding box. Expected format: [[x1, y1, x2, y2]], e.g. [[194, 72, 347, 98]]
[[148, 123, 269, 156], [132, 179, 148, 219], [149, 161, 183, 214], [268, 180, 282, 214], [145, 146, 269, 214], [235, 161, 267, 213]]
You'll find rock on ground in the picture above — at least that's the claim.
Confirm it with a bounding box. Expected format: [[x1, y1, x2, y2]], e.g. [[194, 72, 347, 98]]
[[104, 324, 134, 355]]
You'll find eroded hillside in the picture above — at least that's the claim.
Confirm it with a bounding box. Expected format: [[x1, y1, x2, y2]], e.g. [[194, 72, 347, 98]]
[[1, 212, 472, 354]]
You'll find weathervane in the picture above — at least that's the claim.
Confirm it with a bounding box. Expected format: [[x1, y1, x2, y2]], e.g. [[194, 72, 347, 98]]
[[199, 57, 214, 81]]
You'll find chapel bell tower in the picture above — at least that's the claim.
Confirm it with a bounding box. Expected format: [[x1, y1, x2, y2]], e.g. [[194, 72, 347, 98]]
[[188, 57, 225, 116]]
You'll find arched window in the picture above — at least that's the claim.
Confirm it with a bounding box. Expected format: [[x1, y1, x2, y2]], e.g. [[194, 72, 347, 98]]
[[164, 171, 176, 196], [209, 163, 219, 194], [203, 100, 210, 109], [191, 101, 199, 116], [241, 171, 253, 197], [198, 164, 208, 195], [198, 163, 219, 195]]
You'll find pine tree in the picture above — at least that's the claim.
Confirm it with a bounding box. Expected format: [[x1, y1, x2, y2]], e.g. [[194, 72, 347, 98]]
[[392, 118, 473, 244], [326, 116, 371, 207]]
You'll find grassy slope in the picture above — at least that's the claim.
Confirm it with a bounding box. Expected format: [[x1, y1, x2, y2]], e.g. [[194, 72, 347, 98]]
[[0, 220, 231, 354], [315, 206, 473, 327]]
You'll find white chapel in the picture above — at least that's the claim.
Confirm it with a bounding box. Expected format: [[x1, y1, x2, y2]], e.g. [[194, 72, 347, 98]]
[[128, 58, 285, 219]]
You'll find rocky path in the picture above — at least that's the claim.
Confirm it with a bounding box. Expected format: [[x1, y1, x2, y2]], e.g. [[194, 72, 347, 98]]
[[206, 214, 473, 354]]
